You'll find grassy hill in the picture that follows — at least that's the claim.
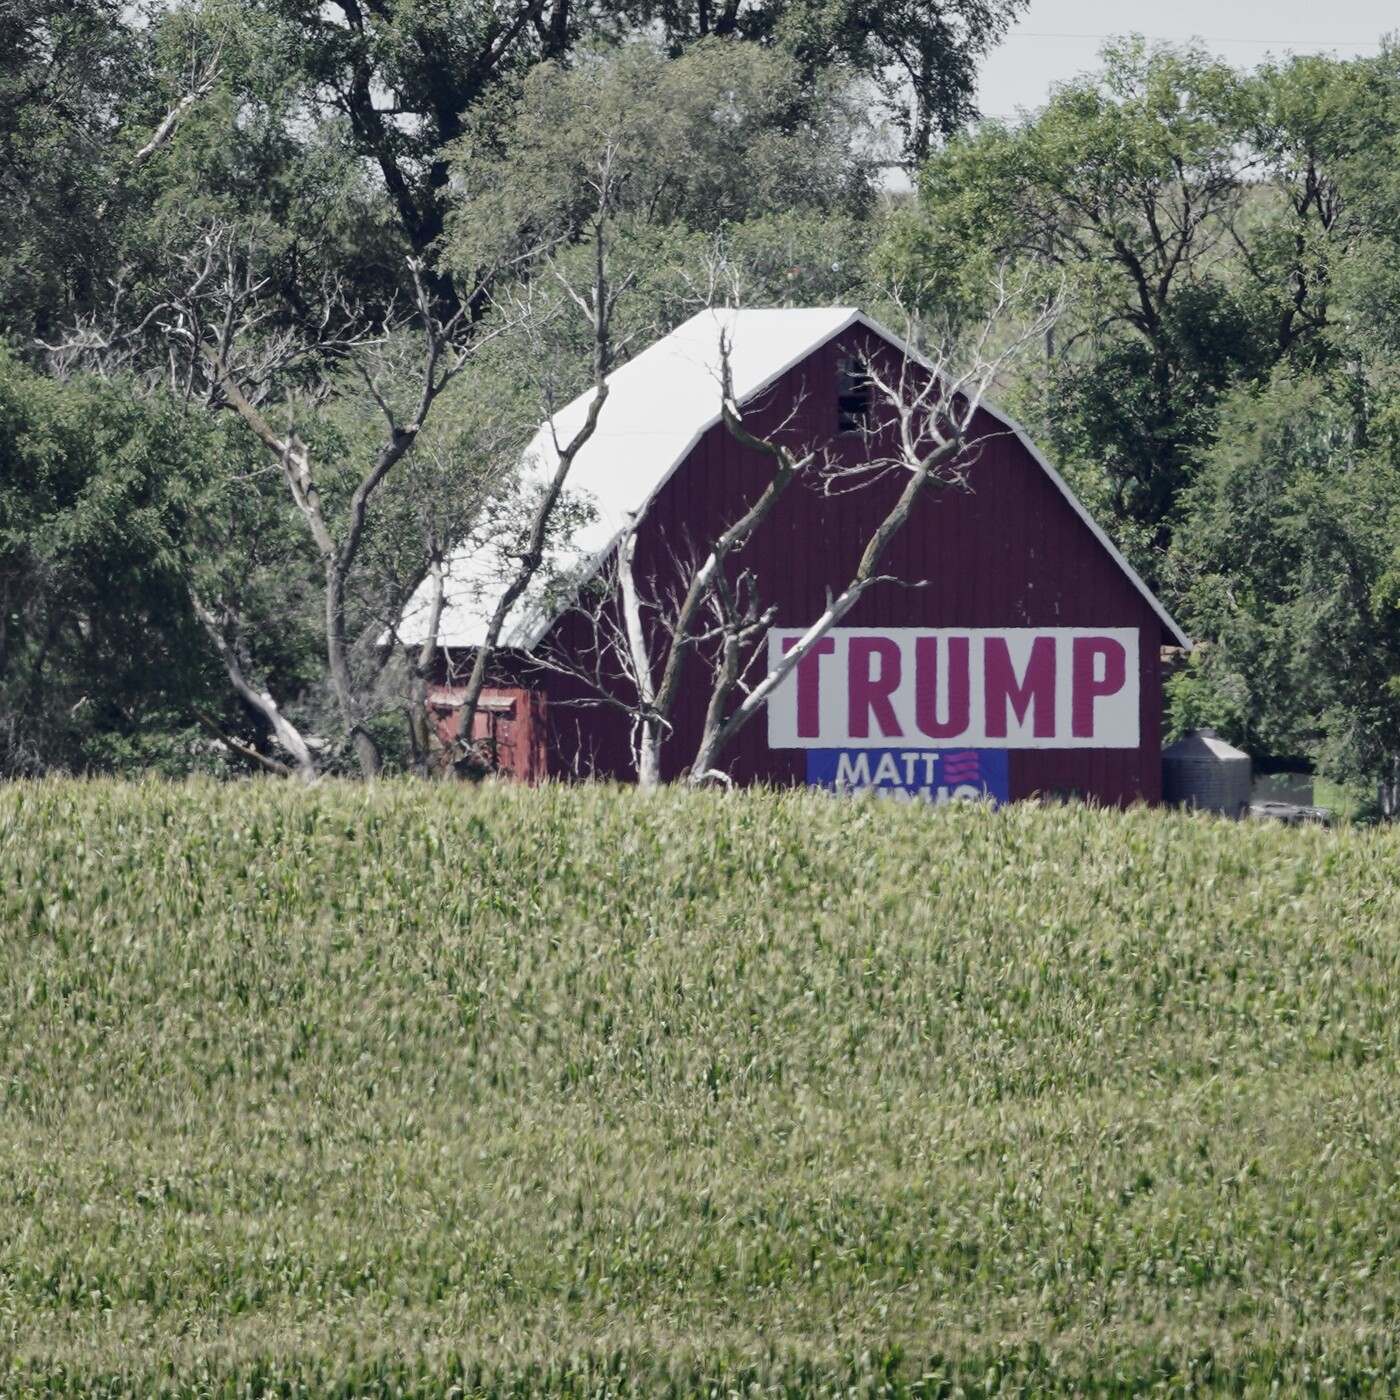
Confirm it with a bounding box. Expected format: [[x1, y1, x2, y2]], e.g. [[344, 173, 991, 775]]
[[2, 780, 1399, 1397]]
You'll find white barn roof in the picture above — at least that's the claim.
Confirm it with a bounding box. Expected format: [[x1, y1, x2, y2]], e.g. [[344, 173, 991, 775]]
[[397, 306, 1189, 652]]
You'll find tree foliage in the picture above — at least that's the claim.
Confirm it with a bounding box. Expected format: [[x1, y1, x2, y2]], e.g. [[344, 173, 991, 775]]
[[881, 38, 1400, 790], [0, 0, 151, 342], [882, 43, 1315, 555], [1171, 373, 1400, 788], [249, 0, 1029, 266], [0, 347, 227, 773], [9, 0, 1400, 794], [446, 38, 879, 376]]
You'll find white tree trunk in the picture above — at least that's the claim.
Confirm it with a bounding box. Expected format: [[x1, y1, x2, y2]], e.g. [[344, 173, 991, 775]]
[[618, 523, 664, 789], [191, 592, 317, 782]]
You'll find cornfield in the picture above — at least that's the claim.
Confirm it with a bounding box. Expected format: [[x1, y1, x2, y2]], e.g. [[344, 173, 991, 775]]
[[2, 779, 1399, 1397]]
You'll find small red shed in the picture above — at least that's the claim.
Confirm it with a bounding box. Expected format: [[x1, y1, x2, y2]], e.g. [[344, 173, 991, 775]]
[[401, 308, 1189, 805]]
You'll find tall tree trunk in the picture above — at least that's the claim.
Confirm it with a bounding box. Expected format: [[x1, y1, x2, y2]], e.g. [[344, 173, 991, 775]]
[[611, 340, 806, 785], [617, 523, 663, 789], [200, 252, 476, 783], [407, 559, 446, 777], [1380, 756, 1400, 820], [325, 558, 381, 778]]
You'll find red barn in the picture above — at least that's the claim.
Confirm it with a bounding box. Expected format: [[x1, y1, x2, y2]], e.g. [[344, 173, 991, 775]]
[[401, 308, 1189, 805]]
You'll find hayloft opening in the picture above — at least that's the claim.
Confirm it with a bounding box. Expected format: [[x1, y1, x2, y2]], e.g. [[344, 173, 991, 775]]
[[837, 355, 871, 435]]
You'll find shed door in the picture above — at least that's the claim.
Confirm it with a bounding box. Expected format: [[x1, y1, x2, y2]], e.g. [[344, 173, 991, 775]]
[[438, 686, 547, 783]]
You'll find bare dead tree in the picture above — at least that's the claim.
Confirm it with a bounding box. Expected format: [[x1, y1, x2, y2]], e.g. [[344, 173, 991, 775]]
[[50, 96, 631, 782], [533, 280, 1053, 789], [611, 332, 818, 788], [434, 143, 633, 774], [172, 226, 511, 778], [686, 284, 1060, 784], [528, 527, 740, 782], [42, 213, 524, 777]]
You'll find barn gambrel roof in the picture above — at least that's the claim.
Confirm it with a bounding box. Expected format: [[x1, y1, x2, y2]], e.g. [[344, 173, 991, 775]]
[[398, 307, 1190, 652]]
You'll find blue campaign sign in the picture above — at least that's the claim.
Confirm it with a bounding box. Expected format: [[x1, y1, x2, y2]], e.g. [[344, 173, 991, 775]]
[[806, 748, 1010, 806]]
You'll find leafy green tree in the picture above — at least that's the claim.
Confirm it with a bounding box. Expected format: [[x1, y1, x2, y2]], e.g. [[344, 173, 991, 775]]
[[245, 0, 1027, 295], [1170, 370, 1400, 790], [0, 346, 233, 773], [0, 0, 152, 342], [447, 38, 879, 364], [17, 0, 506, 778], [880, 41, 1356, 571], [878, 40, 1400, 798], [1312, 45, 1400, 364], [619, 0, 1029, 159], [453, 40, 871, 251]]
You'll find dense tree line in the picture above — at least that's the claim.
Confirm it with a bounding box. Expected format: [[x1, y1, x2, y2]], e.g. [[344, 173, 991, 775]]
[[883, 40, 1400, 799], [4, 3, 1400, 800], [3, 0, 987, 776]]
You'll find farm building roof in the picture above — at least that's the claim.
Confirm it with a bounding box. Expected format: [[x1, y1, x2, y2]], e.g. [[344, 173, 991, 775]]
[[397, 307, 1189, 652]]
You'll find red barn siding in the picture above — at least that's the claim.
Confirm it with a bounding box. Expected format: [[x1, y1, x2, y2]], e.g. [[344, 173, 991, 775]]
[[499, 325, 1172, 806]]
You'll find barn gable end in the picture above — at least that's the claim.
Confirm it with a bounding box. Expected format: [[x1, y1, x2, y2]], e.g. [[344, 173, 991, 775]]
[[405, 308, 1187, 805]]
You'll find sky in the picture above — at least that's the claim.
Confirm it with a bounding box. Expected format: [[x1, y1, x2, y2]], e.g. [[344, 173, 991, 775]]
[[975, 0, 1397, 120]]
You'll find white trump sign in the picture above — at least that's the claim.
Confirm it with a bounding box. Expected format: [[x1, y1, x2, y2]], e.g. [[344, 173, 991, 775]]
[[767, 627, 1139, 750]]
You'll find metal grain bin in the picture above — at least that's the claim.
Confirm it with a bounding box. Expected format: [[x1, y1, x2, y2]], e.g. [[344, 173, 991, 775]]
[[1162, 729, 1252, 817]]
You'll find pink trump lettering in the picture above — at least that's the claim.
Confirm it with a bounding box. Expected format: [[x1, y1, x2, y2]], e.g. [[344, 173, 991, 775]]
[[1071, 636, 1128, 738], [848, 636, 904, 738], [914, 635, 971, 739], [984, 635, 1056, 738], [783, 636, 837, 739]]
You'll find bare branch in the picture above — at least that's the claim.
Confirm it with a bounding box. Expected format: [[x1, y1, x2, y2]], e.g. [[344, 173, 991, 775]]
[[193, 709, 295, 779], [190, 590, 317, 782], [688, 284, 1060, 783], [133, 65, 220, 163], [447, 211, 619, 768]]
